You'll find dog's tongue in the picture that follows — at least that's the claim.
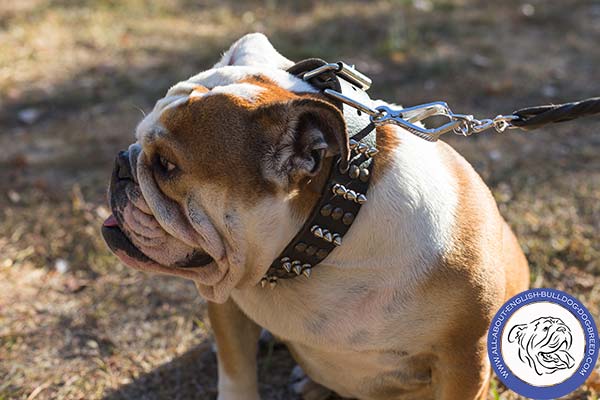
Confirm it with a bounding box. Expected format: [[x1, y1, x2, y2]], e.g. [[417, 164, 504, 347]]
[[103, 214, 119, 227]]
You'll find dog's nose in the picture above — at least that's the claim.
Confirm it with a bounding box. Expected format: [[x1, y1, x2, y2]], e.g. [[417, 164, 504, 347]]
[[116, 150, 134, 181]]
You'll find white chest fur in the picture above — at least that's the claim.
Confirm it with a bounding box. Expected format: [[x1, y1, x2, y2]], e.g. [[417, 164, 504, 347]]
[[231, 125, 460, 397]]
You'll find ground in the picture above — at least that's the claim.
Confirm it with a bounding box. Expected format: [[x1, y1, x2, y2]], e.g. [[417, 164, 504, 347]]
[[0, 0, 599, 399]]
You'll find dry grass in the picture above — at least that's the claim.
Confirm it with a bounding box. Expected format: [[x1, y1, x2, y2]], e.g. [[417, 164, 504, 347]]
[[1, 0, 599, 399]]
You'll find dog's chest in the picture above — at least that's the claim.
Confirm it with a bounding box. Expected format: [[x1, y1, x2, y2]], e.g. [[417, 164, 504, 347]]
[[232, 278, 440, 399], [289, 342, 434, 400]]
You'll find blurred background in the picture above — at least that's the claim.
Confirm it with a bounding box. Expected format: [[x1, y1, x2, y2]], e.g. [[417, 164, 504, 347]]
[[0, 1, 599, 399]]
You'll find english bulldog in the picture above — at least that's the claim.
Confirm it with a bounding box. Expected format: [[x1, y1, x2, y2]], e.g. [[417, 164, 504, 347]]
[[508, 317, 575, 376], [102, 33, 530, 400]]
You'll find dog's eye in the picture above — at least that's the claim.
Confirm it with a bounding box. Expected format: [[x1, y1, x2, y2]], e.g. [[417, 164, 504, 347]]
[[158, 155, 177, 172]]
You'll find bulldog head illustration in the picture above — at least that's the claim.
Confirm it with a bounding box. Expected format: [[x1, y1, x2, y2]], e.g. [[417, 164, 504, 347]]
[[508, 317, 576, 376]]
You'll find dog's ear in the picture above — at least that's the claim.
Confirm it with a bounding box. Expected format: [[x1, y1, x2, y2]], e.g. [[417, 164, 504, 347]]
[[214, 33, 293, 69], [508, 324, 527, 343], [258, 98, 348, 188]]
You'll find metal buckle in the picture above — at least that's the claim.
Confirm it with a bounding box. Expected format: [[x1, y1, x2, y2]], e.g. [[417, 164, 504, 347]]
[[303, 62, 372, 90]]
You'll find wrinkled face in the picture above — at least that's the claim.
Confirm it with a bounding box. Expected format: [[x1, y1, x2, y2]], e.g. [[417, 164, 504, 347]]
[[508, 317, 575, 375], [101, 34, 348, 303]]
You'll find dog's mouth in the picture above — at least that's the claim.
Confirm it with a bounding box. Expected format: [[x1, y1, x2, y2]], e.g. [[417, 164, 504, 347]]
[[535, 338, 575, 370], [101, 214, 214, 269]]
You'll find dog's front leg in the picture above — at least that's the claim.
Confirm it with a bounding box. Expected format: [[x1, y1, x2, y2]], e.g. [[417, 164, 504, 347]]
[[434, 338, 491, 400], [208, 299, 262, 400]]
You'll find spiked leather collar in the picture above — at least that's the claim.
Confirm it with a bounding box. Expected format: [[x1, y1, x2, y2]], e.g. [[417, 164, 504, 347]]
[[260, 59, 378, 288]]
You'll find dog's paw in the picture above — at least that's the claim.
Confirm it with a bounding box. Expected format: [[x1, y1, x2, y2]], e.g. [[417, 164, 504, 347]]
[[289, 365, 332, 400]]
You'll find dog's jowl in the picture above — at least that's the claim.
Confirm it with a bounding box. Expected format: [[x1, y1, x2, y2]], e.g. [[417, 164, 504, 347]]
[[102, 33, 529, 400]]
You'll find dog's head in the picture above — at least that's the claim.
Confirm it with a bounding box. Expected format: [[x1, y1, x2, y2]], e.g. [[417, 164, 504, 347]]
[[508, 316, 575, 375], [102, 34, 349, 303]]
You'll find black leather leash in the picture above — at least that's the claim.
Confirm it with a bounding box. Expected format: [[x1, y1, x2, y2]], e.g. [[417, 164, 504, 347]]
[[511, 97, 600, 131]]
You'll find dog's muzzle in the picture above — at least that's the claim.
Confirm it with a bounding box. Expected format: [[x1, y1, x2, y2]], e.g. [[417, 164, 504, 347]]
[[101, 148, 213, 268]]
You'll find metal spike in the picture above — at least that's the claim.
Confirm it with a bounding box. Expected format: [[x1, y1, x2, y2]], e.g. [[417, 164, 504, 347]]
[[313, 227, 324, 238], [349, 139, 359, 149], [269, 279, 277, 289], [280, 257, 290, 263], [260, 278, 267, 288], [332, 184, 347, 196], [282, 262, 292, 273], [323, 231, 333, 242], [333, 234, 342, 247], [357, 143, 369, 153], [349, 165, 360, 179], [359, 168, 370, 182], [366, 147, 379, 157], [345, 190, 357, 202], [293, 263, 302, 275], [356, 194, 368, 204], [302, 267, 312, 278]]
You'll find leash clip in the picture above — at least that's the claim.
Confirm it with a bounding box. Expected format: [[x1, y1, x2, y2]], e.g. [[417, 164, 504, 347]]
[[372, 102, 464, 142], [371, 104, 520, 141]]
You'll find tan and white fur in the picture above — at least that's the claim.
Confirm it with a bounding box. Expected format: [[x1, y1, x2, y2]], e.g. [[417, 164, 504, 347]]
[[102, 33, 530, 400]]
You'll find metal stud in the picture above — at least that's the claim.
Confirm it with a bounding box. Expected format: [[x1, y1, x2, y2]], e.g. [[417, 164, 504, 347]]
[[333, 234, 342, 247], [316, 249, 328, 260], [282, 262, 292, 273], [320, 204, 333, 217], [333, 183, 347, 196], [269, 278, 278, 289], [349, 164, 360, 179], [357, 194, 368, 204], [359, 168, 370, 182], [260, 278, 268, 288], [280, 257, 290, 263], [306, 245, 317, 256], [349, 139, 359, 149], [366, 147, 379, 157], [323, 231, 333, 243], [302, 267, 312, 278], [344, 190, 357, 202], [331, 207, 344, 220], [293, 263, 303, 275], [295, 242, 308, 252], [342, 212, 355, 225]]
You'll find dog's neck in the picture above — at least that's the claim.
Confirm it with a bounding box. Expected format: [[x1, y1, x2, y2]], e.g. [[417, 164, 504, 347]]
[[233, 123, 460, 337]]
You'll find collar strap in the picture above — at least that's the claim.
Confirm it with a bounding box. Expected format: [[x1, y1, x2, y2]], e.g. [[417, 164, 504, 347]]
[[260, 60, 377, 288]]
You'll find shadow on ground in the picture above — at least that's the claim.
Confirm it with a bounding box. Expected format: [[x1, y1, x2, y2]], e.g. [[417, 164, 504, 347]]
[[101, 341, 300, 400]]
